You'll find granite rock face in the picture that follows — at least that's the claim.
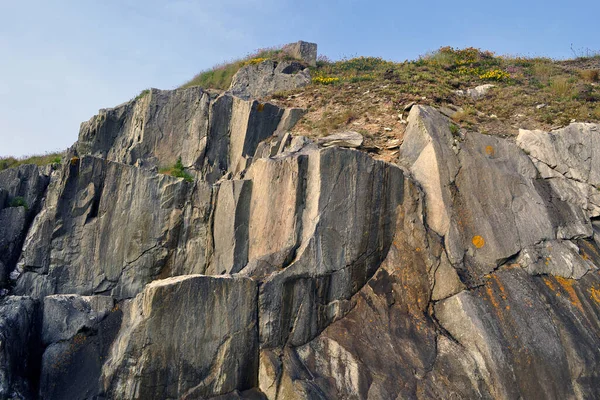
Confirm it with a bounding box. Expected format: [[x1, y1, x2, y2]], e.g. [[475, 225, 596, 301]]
[[102, 275, 258, 400], [0, 296, 39, 400], [3, 59, 600, 400], [0, 165, 51, 286]]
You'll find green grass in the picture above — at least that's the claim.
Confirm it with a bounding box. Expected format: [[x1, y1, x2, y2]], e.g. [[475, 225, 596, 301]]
[[159, 157, 194, 182], [8, 196, 28, 209], [180, 46, 297, 90], [289, 46, 600, 136], [0, 152, 63, 172]]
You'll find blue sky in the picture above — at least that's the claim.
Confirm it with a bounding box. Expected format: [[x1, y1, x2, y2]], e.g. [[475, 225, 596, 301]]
[[1, 0, 599, 157]]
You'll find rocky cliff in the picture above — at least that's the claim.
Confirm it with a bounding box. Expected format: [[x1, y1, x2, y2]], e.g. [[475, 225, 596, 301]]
[[1, 42, 600, 399]]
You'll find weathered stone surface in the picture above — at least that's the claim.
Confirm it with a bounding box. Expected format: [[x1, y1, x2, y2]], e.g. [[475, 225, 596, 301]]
[[434, 268, 600, 399], [77, 89, 301, 183], [251, 146, 404, 349], [0, 164, 50, 286], [268, 179, 437, 399], [317, 131, 364, 148], [229, 60, 311, 100], [40, 294, 122, 400], [282, 41, 318, 67], [101, 275, 258, 400], [518, 123, 600, 217], [13, 157, 211, 300], [518, 239, 595, 279], [400, 106, 591, 284], [210, 180, 252, 275], [0, 296, 38, 400], [42, 294, 114, 344]]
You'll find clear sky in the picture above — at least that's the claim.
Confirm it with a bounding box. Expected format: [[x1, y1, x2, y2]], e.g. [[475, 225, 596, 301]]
[[1, 0, 599, 157]]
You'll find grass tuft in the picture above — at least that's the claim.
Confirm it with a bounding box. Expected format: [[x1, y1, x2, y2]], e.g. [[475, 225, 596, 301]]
[[0, 152, 64, 172]]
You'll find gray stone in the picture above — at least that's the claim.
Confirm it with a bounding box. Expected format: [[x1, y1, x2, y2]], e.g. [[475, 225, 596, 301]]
[[400, 106, 591, 284], [0, 164, 50, 285], [39, 294, 122, 400], [249, 146, 404, 349], [517, 240, 594, 279], [317, 131, 364, 148], [42, 294, 114, 344], [14, 157, 211, 300], [229, 60, 311, 100], [455, 84, 495, 99], [517, 123, 600, 218], [101, 275, 258, 400], [0, 296, 38, 400], [282, 41, 318, 67], [77, 89, 302, 183]]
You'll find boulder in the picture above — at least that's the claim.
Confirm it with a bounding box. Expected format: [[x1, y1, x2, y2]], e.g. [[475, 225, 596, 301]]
[[317, 131, 364, 148], [229, 60, 311, 100], [455, 84, 495, 99], [101, 275, 258, 400], [282, 41, 318, 67]]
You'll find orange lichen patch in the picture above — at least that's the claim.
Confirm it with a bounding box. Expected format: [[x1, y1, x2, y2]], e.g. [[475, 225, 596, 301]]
[[485, 282, 501, 311], [472, 235, 485, 249], [485, 145, 495, 157], [257, 103, 265, 112], [492, 275, 508, 300], [70, 156, 79, 166], [555, 276, 584, 313], [590, 286, 600, 304], [543, 276, 557, 291]]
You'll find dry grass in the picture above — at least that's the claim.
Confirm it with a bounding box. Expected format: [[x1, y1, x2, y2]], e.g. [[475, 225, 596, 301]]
[[181, 47, 297, 90], [580, 69, 600, 82], [550, 77, 576, 98], [0, 152, 64, 172], [264, 47, 600, 158]]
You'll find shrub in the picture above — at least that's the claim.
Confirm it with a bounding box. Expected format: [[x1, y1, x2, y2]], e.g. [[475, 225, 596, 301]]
[[580, 69, 599, 82], [160, 157, 194, 182], [479, 69, 510, 81], [134, 89, 151, 101], [312, 76, 340, 85], [8, 196, 28, 209], [550, 77, 576, 98]]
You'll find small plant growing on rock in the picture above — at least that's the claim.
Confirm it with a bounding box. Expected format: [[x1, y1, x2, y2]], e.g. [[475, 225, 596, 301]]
[[161, 157, 194, 182], [8, 196, 28, 209]]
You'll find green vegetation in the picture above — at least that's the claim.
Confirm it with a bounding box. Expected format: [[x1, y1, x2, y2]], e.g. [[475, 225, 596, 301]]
[[180, 46, 297, 90], [134, 89, 151, 101], [8, 196, 28, 209], [0, 152, 63, 172], [279, 46, 600, 145], [159, 157, 194, 182]]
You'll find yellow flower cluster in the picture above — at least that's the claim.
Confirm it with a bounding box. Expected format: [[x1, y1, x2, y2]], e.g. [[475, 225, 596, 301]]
[[479, 69, 510, 81], [245, 57, 268, 66], [312, 76, 340, 85], [457, 66, 480, 76]]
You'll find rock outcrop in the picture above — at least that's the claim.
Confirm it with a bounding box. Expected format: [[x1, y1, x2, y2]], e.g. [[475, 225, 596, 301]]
[[229, 60, 311, 100], [3, 43, 600, 399]]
